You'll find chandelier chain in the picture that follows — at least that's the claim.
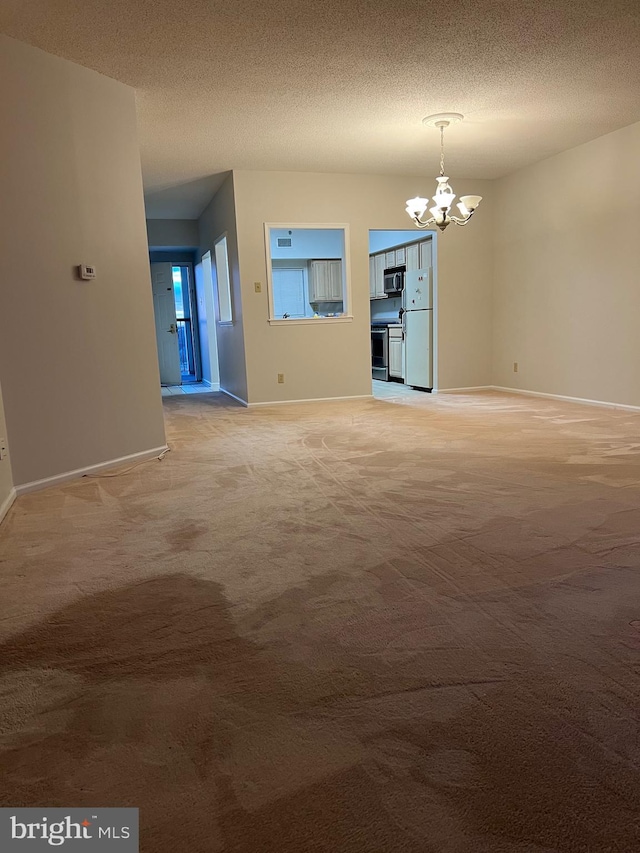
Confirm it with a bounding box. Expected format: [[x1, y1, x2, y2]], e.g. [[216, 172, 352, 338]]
[[439, 125, 445, 176]]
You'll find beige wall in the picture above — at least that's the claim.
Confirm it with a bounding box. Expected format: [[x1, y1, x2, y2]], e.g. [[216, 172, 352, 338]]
[[198, 174, 249, 402], [232, 170, 493, 403], [433, 180, 494, 391], [146, 218, 199, 248], [493, 119, 640, 407], [0, 36, 166, 487], [0, 381, 15, 516]]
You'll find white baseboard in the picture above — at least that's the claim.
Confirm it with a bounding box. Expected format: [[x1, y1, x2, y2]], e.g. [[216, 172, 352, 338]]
[[201, 379, 220, 390], [220, 388, 249, 407], [248, 394, 373, 408], [0, 487, 16, 526], [437, 385, 494, 393], [15, 445, 170, 496], [491, 385, 640, 413]]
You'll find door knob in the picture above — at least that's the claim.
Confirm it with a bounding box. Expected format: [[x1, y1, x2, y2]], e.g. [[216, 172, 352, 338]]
[[168, 323, 177, 334]]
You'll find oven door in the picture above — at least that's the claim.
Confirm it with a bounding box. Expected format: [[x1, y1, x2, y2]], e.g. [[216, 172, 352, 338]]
[[371, 327, 389, 381]]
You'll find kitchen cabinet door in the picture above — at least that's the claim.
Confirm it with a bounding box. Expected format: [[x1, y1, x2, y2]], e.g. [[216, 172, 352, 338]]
[[389, 338, 403, 378], [374, 253, 386, 298], [308, 260, 329, 301], [369, 255, 376, 298], [309, 259, 343, 302], [405, 242, 419, 272], [385, 250, 396, 269], [395, 246, 406, 265], [419, 239, 433, 269], [328, 260, 342, 300]]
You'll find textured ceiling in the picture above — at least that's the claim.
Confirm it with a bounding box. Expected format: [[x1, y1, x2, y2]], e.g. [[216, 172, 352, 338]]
[[2, 0, 640, 217]]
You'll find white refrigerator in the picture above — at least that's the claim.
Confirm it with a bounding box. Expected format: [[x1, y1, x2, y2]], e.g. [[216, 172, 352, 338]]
[[403, 268, 433, 389]]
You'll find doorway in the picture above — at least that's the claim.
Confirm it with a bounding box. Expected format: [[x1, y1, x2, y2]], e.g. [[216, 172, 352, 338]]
[[368, 229, 438, 393], [151, 261, 202, 386], [171, 265, 200, 383]]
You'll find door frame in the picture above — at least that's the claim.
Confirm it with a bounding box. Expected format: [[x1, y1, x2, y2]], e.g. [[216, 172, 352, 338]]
[[367, 229, 439, 392]]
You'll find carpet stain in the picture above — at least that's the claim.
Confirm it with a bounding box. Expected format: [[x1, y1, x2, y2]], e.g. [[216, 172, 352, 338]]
[[165, 522, 209, 551]]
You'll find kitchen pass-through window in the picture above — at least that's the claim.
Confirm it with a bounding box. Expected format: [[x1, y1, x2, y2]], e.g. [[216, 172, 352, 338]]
[[264, 224, 352, 325]]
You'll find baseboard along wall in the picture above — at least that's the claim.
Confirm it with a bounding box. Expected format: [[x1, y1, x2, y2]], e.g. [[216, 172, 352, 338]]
[[0, 487, 16, 526], [491, 385, 640, 412], [248, 394, 373, 408], [15, 445, 170, 496]]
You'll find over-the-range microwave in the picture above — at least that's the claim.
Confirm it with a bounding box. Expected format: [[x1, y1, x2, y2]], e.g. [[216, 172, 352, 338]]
[[383, 265, 406, 295]]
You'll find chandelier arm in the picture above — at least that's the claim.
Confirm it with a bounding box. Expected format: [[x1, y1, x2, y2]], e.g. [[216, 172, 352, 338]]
[[450, 213, 475, 226], [412, 215, 436, 229]]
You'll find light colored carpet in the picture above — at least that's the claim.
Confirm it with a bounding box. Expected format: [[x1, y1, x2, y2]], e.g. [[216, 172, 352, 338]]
[[1, 389, 639, 852]]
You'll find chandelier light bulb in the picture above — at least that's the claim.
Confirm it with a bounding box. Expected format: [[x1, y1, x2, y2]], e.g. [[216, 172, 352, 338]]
[[405, 196, 429, 217], [459, 194, 482, 212], [405, 114, 482, 232]]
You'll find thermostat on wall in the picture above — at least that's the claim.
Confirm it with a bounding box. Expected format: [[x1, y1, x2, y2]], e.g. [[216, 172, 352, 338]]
[[78, 264, 96, 280]]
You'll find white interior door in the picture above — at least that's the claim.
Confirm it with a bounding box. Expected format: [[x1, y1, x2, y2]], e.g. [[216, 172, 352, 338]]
[[151, 263, 181, 385]]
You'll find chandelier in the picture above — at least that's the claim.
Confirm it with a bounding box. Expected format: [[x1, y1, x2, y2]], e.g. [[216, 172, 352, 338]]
[[406, 113, 482, 232]]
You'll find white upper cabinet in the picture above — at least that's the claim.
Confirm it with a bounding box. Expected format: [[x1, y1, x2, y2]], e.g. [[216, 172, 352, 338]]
[[328, 259, 342, 300], [419, 239, 433, 269], [373, 253, 386, 298], [405, 242, 420, 272], [309, 259, 342, 302]]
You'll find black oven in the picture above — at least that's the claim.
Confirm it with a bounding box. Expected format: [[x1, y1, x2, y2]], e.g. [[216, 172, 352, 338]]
[[383, 265, 405, 295], [371, 326, 389, 381]]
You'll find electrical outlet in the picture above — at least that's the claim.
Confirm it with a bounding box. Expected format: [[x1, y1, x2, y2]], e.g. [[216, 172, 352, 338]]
[[254, 281, 262, 293], [277, 373, 285, 384], [0, 438, 7, 461], [513, 362, 519, 373]]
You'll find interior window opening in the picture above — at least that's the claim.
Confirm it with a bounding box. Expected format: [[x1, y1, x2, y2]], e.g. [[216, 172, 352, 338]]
[[264, 225, 352, 325]]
